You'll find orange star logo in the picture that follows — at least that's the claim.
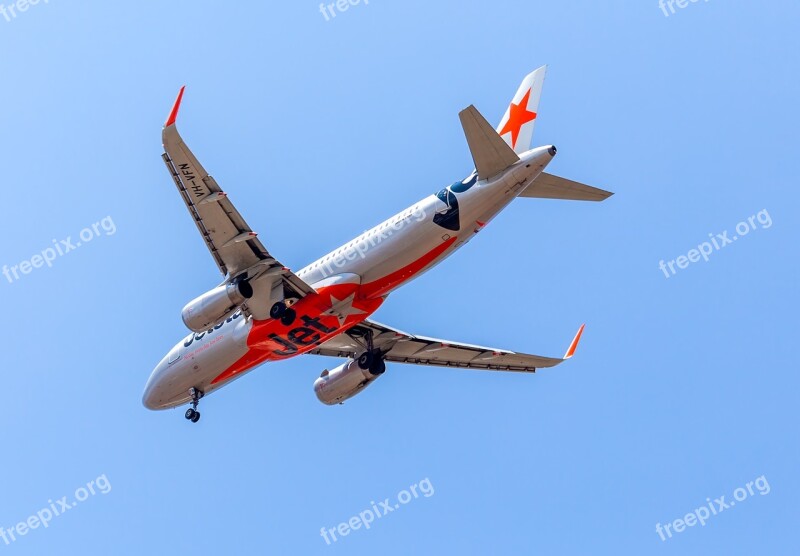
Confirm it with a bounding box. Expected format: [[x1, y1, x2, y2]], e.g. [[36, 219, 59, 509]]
[[499, 89, 537, 149]]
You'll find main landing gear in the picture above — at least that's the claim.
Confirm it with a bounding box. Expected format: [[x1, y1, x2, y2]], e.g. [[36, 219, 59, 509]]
[[184, 387, 204, 423], [355, 328, 386, 375], [270, 301, 296, 326], [358, 350, 386, 375]]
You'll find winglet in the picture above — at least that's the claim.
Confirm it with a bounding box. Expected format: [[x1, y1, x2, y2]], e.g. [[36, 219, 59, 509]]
[[164, 86, 186, 128], [563, 324, 586, 360]]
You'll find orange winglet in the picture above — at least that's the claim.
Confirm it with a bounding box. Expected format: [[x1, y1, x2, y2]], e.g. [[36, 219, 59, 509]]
[[563, 323, 586, 360], [164, 86, 186, 128]]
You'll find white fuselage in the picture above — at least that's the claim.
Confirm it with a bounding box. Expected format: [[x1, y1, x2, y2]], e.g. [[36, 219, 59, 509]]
[[299, 146, 554, 289], [143, 146, 555, 410]]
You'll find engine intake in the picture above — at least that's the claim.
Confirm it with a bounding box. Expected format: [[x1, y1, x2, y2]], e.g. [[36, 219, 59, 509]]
[[181, 280, 253, 333], [314, 359, 383, 405]]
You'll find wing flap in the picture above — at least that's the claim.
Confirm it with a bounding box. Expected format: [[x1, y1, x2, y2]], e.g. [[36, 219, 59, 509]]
[[161, 147, 249, 275]]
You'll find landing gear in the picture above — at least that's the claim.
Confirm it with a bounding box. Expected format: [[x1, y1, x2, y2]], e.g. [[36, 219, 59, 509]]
[[371, 357, 386, 376], [358, 350, 386, 375], [184, 387, 204, 424], [270, 301, 296, 326], [281, 308, 297, 326], [356, 328, 386, 375], [357, 350, 374, 369], [270, 301, 286, 319]]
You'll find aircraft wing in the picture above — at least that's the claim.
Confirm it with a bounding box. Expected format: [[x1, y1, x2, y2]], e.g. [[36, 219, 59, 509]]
[[310, 319, 585, 372], [161, 87, 315, 307]]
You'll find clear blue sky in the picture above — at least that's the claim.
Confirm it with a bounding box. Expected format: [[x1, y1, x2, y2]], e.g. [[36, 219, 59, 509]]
[[0, 1, 797, 554]]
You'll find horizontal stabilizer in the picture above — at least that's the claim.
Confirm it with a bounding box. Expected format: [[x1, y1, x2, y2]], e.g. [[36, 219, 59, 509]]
[[459, 105, 520, 180], [520, 172, 613, 202]]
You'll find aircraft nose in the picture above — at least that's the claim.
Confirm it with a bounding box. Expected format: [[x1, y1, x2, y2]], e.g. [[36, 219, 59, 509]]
[[142, 379, 159, 410], [142, 362, 167, 410]]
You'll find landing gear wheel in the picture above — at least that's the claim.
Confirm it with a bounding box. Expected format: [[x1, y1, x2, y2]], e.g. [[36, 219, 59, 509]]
[[185, 387, 205, 424], [370, 358, 386, 376], [270, 301, 287, 319], [357, 350, 375, 370], [280, 308, 297, 326]]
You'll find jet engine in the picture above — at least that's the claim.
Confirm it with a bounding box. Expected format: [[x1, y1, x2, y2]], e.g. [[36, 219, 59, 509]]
[[181, 280, 253, 333], [314, 358, 385, 405]]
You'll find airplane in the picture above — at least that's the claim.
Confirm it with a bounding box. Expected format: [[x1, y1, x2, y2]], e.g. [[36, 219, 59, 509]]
[[142, 66, 613, 423]]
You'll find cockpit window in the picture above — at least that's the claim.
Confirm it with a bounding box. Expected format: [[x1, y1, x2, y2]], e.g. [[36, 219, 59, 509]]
[[168, 345, 184, 365]]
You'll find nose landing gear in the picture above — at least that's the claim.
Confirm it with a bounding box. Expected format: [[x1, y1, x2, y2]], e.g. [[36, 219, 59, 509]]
[[184, 387, 204, 423]]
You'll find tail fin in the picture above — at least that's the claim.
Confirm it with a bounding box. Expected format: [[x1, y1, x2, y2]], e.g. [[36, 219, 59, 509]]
[[496, 66, 547, 154]]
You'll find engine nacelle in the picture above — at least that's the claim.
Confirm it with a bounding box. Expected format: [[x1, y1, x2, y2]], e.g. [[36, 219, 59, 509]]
[[314, 359, 383, 405], [181, 280, 253, 333]]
